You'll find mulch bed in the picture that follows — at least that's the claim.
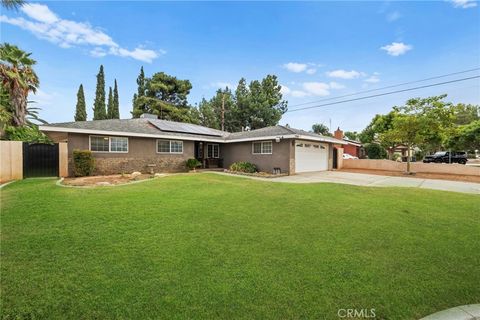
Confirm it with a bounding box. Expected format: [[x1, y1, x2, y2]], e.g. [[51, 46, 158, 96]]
[[340, 168, 480, 183], [61, 174, 156, 186], [224, 170, 289, 178]]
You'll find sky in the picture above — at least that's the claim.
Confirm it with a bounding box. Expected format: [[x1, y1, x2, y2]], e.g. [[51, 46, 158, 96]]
[[1, 0, 479, 132]]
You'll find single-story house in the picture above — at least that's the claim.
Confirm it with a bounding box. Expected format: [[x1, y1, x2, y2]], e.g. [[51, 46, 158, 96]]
[[39, 114, 346, 176], [333, 127, 364, 158]]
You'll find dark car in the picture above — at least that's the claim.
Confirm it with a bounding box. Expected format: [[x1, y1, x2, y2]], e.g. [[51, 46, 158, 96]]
[[423, 151, 468, 164]]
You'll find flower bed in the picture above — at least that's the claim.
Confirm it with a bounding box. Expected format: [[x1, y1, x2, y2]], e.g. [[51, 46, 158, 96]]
[[224, 170, 288, 178]]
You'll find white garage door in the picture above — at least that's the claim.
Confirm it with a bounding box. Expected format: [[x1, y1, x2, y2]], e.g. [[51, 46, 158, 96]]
[[295, 140, 329, 173]]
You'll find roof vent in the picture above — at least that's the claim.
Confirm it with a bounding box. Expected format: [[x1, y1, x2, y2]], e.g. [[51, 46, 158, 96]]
[[140, 113, 158, 119]]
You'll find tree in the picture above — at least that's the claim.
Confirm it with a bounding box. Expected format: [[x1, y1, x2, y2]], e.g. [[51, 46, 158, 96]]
[[112, 79, 120, 119], [234, 78, 250, 129], [344, 131, 358, 141], [364, 142, 387, 159], [1, 0, 25, 10], [107, 86, 113, 119], [131, 72, 194, 122], [246, 75, 287, 130], [93, 65, 107, 120], [132, 66, 146, 117], [74, 84, 87, 121], [453, 103, 479, 125], [0, 43, 39, 127], [383, 113, 424, 173], [445, 120, 480, 151], [312, 123, 330, 136], [198, 98, 219, 129], [209, 87, 239, 132]]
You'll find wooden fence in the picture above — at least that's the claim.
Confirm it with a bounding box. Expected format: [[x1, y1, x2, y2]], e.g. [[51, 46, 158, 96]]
[[0, 141, 68, 183]]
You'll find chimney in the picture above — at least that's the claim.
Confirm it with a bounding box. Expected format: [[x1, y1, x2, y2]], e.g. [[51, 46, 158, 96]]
[[334, 127, 343, 140]]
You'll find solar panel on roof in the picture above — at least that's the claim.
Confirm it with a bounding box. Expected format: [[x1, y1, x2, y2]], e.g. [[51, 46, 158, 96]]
[[148, 119, 226, 137]]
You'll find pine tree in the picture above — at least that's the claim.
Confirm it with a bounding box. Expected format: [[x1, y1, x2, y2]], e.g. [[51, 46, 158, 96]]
[[132, 66, 146, 117], [74, 84, 87, 121], [107, 86, 113, 119], [112, 79, 120, 119], [93, 65, 107, 120]]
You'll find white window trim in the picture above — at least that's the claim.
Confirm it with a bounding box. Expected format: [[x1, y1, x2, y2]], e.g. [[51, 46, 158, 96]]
[[207, 143, 220, 158], [89, 135, 129, 153], [156, 139, 184, 154], [252, 141, 273, 155]]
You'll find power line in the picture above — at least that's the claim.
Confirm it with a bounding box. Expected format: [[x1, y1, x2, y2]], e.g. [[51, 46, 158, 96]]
[[286, 75, 480, 113], [288, 67, 480, 108]]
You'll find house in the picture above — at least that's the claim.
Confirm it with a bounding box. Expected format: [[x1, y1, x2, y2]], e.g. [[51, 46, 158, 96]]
[[39, 114, 347, 176], [333, 127, 364, 158]]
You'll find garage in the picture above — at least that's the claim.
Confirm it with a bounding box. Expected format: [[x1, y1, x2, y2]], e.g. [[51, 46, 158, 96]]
[[295, 140, 329, 173]]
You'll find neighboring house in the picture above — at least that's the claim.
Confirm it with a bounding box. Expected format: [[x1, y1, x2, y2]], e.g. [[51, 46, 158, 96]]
[[333, 127, 364, 158], [39, 114, 346, 176]]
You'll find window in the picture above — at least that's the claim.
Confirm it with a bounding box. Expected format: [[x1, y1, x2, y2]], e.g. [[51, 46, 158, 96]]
[[90, 136, 109, 152], [305, 144, 311, 148], [110, 137, 128, 152], [90, 136, 128, 153], [252, 141, 272, 154], [157, 140, 183, 154], [296, 143, 303, 147], [313, 145, 320, 149], [207, 144, 219, 158]]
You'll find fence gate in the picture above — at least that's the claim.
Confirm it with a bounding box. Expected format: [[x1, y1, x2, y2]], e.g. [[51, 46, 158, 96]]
[[333, 147, 338, 169], [23, 143, 59, 178]]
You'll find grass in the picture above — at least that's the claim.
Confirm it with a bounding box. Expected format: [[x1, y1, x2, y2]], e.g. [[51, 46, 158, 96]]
[[1, 173, 479, 319]]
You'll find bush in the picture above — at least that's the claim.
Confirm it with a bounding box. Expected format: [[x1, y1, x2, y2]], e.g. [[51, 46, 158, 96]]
[[364, 143, 387, 159], [4, 125, 51, 143], [229, 161, 257, 173], [73, 150, 95, 177], [186, 158, 202, 170]]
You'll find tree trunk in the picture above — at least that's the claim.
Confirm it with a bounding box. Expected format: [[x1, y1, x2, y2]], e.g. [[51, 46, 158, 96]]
[[406, 145, 411, 174], [12, 85, 27, 127]]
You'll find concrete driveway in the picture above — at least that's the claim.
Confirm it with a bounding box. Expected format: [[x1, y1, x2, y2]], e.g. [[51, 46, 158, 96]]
[[221, 171, 480, 194]]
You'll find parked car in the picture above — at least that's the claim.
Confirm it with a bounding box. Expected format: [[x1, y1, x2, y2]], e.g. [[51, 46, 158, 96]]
[[343, 153, 358, 159], [423, 151, 468, 164]]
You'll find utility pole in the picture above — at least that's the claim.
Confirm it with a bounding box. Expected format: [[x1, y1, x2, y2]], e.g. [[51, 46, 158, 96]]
[[221, 93, 225, 131]]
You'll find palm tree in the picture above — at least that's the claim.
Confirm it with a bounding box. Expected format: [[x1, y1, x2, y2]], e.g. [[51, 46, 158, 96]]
[[1, 0, 25, 10], [0, 43, 39, 126]]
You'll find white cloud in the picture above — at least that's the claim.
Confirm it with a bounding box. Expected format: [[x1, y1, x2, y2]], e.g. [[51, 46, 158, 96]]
[[386, 11, 401, 22], [282, 81, 345, 98], [291, 90, 309, 98], [326, 69, 362, 79], [0, 3, 162, 63], [328, 81, 345, 89], [381, 42, 412, 56], [450, 0, 477, 8], [21, 3, 59, 23], [306, 68, 317, 75], [283, 62, 308, 73], [364, 76, 380, 83], [303, 82, 330, 96]]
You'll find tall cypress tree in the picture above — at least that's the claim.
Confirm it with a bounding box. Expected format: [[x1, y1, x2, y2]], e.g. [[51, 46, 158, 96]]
[[93, 65, 107, 120], [74, 84, 87, 121], [132, 66, 146, 117], [112, 79, 120, 119], [107, 86, 113, 119]]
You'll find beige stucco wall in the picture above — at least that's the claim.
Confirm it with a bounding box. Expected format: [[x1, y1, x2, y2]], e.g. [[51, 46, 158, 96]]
[[66, 133, 195, 175], [0, 141, 23, 183], [223, 139, 292, 174], [336, 147, 344, 169], [343, 159, 480, 176]]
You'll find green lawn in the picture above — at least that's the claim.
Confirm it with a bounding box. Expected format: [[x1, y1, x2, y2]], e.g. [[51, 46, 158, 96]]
[[1, 174, 479, 319]]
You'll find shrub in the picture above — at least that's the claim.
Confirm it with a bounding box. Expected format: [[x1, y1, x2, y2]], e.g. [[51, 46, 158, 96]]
[[364, 143, 387, 159], [229, 161, 257, 173], [4, 125, 52, 143], [73, 150, 95, 177], [186, 158, 202, 170]]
